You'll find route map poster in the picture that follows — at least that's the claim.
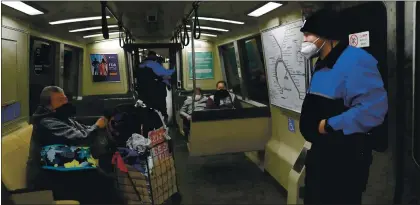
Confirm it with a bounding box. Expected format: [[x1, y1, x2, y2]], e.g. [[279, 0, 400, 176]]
[[261, 20, 307, 113], [188, 51, 214, 79], [90, 54, 120, 82]]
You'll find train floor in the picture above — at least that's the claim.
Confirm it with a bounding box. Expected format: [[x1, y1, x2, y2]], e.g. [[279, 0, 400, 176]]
[[169, 127, 287, 205]]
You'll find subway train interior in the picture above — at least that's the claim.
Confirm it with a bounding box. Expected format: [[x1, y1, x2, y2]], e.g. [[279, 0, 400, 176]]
[[1, 1, 419, 204]]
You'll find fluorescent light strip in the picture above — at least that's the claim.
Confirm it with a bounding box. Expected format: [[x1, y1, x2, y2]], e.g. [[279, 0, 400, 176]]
[[186, 25, 229, 32], [2, 1, 43, 15], [195, 17, 244, 25], [248, 2, 282, 17], [187, 32, 217, 37], [70, 25, 118, 33], [50, 16, 110, 25], [84, 32, 119, 39], [94, 37, 120, 43]]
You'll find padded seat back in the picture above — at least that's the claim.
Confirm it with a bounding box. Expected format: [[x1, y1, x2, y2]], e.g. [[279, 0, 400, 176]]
[[2, 124, 33, 191]]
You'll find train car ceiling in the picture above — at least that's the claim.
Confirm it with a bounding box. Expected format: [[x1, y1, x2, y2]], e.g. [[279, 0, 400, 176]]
[[1, 1, 44, 16], [1, 1, 284, 43]]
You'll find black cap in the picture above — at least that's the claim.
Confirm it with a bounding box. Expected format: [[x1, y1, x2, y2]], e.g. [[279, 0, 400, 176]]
[[156, 56, 164, 64], [300, 9, 345, 40], [148, 50, 157, 56]]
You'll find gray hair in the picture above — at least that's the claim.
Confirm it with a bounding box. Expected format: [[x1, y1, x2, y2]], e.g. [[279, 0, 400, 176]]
[[39, 86, 64, 107]]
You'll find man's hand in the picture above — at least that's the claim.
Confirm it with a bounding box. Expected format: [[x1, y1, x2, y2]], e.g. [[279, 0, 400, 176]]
[[186, 115, 191, 121], [95, 117, 107, 129], [318, 119, 327, 134]]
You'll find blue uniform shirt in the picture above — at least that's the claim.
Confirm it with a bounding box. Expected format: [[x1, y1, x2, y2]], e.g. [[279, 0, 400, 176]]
[[306, 43, 388, 135], [139, 60, 175, 86]]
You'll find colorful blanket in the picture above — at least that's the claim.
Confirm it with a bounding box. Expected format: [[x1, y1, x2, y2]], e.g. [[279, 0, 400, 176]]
[[40, 144, 98, 171]]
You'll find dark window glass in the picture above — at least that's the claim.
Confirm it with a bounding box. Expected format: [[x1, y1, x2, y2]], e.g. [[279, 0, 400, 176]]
[[240, 36, 269, 104], [219, 43, 242, 94]]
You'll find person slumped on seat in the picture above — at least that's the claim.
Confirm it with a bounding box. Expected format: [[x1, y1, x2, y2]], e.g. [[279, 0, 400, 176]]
[[298, 9, 388, 204], [26, 86, 122, 205], [207, 81, 242, 109], [137, 51, 174, 120], [180, 88, 208, 136]]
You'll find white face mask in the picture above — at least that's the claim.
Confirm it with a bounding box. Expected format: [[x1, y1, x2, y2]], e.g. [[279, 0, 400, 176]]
[[194, 95, 201, 101], [300, 38, 326, 59]]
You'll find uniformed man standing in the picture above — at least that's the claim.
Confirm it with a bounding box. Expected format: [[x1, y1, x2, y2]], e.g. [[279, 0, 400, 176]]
[[136, 51, 174, 121], [299, 9, 388, 204]]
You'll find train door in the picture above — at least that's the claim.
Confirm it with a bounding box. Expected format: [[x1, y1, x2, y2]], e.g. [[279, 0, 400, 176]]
[[169, 46, 182, 125], [340, 2, 388, 86], [413, 1, 420, 168], [126, 44, 180, 124], [339, 2, 389, 143], [29, 38, 56, 115], [339, 2, 393, 203], [63, 46, 81, 100]]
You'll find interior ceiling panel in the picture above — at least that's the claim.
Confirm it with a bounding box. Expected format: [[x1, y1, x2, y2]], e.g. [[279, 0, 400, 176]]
[[1, 1, 288, 43], [110, 1, 190, 40]]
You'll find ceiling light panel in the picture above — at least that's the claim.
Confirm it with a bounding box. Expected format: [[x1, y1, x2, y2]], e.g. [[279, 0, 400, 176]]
[[83, 32, 119, 38], [186, 25, 229, 32], [195, 17, 244, 25], [248, 2, 282, 17], [69, 25, 118, 33], [50, 16, 110, 25], [2, 1, 44, 15], [187, 32, 217, 37]]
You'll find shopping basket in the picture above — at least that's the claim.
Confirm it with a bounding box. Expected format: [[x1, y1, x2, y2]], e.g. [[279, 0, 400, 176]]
[[110, 101, 179, 205]]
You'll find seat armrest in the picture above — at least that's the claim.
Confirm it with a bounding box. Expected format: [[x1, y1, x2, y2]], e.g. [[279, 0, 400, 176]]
[[54, 200, 80, 204], [9, 187, 52, 195], [10, 190, 54, 204]]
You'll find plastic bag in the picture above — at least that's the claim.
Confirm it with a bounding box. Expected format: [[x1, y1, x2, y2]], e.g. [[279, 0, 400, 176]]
[[126, 133, 151, 154]]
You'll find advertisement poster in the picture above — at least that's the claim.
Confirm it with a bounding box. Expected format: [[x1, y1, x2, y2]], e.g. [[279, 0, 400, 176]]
[[90, 54, 120, 82], [188, 51, 214, 79]]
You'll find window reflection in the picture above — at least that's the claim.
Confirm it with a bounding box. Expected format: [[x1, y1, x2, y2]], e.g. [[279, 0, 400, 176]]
[[220, 43, 242, 94], [241, 37, 269, 105]]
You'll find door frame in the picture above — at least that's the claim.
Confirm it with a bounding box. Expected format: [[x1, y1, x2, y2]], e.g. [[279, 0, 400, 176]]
[[123, 43, 182, 124], [63, 44, 83, 98], [28, 36, 58, 115], [412, 1, 420, 168], [29, 36, 58, 84]]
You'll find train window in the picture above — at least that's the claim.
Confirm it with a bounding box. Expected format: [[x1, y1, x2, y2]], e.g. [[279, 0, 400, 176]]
[[238, 36, 269, 105], [219, 43, 242, 95]]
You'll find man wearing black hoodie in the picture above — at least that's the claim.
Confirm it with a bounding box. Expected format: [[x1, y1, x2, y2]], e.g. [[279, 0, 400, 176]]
[[26, 86, 120, 204], [136, 51, 173, 122]]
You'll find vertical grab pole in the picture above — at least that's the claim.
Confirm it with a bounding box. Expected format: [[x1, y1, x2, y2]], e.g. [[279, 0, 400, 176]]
[[191, 18, 197, 112]]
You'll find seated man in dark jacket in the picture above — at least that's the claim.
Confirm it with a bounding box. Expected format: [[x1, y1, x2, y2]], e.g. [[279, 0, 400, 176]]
[[207, 81, 242, 109], [26, 86, 121, 204]]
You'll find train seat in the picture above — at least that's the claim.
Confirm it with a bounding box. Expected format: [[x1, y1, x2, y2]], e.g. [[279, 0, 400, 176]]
[[188, 107, 271, 156], [175, 90, 213, 137], [1, 124, 79, 205]]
